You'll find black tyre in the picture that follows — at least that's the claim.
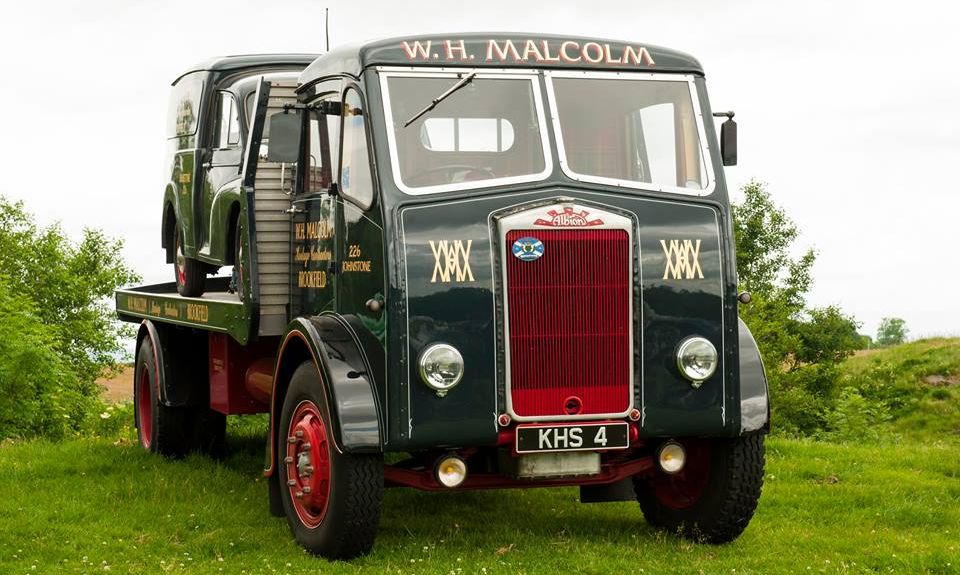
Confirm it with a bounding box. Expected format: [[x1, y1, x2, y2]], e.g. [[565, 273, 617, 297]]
[[189, 408, 227, 457], [174, 228, 206, 297], [277, 361, 383, 559], [229, 215, 245, 299], [633, 434, 765, 543], [134, 338, 189, 457]]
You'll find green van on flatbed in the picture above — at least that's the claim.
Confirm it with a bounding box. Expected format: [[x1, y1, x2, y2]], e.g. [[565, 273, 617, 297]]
[[117, 34, 768, 560]]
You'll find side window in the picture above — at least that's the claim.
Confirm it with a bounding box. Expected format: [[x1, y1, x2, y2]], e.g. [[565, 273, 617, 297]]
[[215, 91, 241, 149], [340, 89, 374, 208], [306, 94, 341, 193]]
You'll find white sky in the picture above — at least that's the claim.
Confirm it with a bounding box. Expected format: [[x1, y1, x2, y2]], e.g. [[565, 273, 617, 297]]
[[0, 0, 957, 339]]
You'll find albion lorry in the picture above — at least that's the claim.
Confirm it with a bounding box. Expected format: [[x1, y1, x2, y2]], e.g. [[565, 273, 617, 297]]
[[116, 34, 769, 559]]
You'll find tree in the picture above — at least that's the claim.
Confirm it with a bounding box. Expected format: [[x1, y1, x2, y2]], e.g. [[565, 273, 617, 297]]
[[876, 317, 908, 347], [0, 196, 138, 439], [732, 181, 860, 436]]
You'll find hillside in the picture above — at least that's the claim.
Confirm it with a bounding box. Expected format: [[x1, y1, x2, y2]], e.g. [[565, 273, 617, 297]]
[[839, 338, 960, 442]]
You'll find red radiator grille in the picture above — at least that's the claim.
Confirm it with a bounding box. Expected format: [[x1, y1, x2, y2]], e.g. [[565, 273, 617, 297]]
[[505, 228, 631, 418]]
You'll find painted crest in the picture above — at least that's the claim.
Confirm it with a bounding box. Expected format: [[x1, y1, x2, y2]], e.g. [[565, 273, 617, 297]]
[[512, 237, 545, 261], [533, 206, 604, 227]]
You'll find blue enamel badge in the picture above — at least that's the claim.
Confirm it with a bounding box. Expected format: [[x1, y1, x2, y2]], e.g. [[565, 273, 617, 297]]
[[512, 237, 544, 261]]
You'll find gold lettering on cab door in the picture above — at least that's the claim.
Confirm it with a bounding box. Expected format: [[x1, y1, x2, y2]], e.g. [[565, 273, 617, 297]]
[[430, 240, 474, 283], [661, 239, 704, 280]]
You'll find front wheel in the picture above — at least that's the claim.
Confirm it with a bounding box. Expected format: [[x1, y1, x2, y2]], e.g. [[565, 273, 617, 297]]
[[174, 228, 206, 297], [633, 434, 765, 543], [277, 362, 383, 559]]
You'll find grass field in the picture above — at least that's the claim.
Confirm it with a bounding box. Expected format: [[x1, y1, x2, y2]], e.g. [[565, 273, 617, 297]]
[[2, 341, 958, 574]]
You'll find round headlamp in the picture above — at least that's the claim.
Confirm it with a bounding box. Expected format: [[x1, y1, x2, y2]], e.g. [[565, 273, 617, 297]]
[[676, 336, 718, 384], [418, 343, 464, 396]]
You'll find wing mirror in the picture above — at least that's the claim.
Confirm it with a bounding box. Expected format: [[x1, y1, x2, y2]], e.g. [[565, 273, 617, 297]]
[[713, 111, 737, 166], [267, 110, 303, 163]]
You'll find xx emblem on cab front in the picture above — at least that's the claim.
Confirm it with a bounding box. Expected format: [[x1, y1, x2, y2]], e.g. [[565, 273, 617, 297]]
[[512, 237, 544, 261]]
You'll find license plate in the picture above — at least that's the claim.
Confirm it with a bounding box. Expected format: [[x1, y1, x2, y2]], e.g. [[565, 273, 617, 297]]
[[515, 422, 629, 454]]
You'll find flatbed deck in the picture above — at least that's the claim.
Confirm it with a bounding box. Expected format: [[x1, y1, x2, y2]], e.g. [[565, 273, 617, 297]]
[[115, 277, 252, 344]]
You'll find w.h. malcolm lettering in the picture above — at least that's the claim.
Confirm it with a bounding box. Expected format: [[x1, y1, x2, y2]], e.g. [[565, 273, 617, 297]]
[[118, 32, 766, 561]]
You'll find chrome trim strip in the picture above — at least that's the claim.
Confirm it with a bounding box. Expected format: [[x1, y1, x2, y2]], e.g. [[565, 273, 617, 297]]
[[498, 200, 635, 422], [543, 70, 717, 197], [378, 69, 553, 196]]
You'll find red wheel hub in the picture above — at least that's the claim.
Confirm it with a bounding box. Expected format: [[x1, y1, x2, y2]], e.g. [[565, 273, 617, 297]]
[[285, 401, 332, 528], [137, 365, 152, 449], [651, 439, 711, 510]]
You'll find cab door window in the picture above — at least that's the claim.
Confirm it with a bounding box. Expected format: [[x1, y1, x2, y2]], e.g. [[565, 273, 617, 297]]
[[339, 88, 374, 208], [214, 91, 241, 149], [306, 97, 341, 193]]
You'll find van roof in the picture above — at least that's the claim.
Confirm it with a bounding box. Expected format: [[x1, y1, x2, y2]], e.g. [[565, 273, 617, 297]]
[[172, 54, 320, 85]]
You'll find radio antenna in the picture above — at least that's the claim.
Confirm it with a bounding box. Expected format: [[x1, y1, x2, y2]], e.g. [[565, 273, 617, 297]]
[[325, 8, 330, 52]]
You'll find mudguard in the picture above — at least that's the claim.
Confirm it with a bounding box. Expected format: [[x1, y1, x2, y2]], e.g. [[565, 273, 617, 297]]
[[266, 314, 383, 477], [737, 318, 770, 433], [136, 320, 207, 407]]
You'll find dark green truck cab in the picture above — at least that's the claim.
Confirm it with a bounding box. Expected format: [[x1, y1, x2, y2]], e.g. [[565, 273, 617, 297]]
[[116, 34, 769, 560]]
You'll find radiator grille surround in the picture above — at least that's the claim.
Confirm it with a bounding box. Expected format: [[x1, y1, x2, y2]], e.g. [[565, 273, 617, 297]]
[[500, 202, 634, 421]]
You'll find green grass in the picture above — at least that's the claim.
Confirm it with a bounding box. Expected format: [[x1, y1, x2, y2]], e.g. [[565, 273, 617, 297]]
[[2, 339, 959, 574], [1, 420, 958, 574]]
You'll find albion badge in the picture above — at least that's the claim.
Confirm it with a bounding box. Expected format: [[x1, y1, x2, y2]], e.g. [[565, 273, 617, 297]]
[[512, 237, 544, 261]]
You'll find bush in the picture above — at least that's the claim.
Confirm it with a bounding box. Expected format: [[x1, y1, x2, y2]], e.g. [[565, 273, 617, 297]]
[[0, 279, 100, 439], [0, 197, 138, 440]]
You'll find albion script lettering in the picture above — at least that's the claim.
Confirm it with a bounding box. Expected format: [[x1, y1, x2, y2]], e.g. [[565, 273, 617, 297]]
[[400, 39, 656, 67]]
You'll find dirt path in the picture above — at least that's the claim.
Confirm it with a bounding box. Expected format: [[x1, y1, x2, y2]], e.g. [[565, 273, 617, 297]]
[[97, 367, 134, 403]]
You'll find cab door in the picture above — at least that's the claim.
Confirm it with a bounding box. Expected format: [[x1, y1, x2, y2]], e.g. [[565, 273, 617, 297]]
[[289, 81, 342, 317], [197, 91, 243, 254], [335, 86, 384, 339]]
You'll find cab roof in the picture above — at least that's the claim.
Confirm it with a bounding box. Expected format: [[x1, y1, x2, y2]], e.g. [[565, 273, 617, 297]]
[[173, 54, 320, 85], [299, 33, 703, 88]]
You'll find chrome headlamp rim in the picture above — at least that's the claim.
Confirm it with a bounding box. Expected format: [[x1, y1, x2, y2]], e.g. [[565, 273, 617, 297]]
[[417, 343, 465, 392], [675, 336, 718, 383]]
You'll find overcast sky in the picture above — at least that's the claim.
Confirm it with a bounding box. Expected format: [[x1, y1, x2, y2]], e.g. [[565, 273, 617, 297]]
[[1, 0, 956, 339]]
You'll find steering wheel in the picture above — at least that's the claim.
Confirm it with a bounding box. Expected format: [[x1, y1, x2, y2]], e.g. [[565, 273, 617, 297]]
[[406, 165, 497, 186]]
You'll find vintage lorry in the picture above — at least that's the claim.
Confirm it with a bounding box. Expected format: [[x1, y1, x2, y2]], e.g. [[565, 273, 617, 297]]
[[116, 33, 769, 560]]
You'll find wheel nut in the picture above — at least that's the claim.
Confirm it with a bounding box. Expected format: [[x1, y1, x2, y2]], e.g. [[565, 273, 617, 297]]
[[302, 486, 312, 494], [295, 491, 303, 499], [287, 436, 296, 444], [284, 456, 294, 464], [302, 442, 311, 450], [295, 430, 304, 439], [287, 479, 296, 486]]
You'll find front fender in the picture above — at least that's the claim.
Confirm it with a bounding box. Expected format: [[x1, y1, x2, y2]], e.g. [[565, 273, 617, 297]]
[[265, 315, 383, 476], [738, 317, 770, 433], [205, 178, 242, 263]]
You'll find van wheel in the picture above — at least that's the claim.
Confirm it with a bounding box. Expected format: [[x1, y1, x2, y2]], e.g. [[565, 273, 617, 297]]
[[174, 228, 206, 297], [230, 215, 245, 299], [633, 435, 765, 543], [134, 337, 188, 457], [277, 362, 383, 559]]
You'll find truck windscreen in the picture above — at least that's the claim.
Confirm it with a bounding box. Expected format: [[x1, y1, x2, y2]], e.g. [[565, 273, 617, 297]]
[[547, 73, 710, 193], [382, 72, 551, 195]]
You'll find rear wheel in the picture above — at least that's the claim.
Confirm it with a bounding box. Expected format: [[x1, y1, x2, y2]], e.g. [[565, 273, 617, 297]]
[[277, 362, 383, 559], [633, 435, 765, 543], [134, 338, 188, 457], [174, 228, 206, 297]]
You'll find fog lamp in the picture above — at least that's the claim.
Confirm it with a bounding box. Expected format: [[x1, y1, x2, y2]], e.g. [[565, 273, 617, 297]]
[[435, 455, 468, 488], [658, 441, 686, 474], [676, 336, 718, 385], [418, 343, 464, 396]]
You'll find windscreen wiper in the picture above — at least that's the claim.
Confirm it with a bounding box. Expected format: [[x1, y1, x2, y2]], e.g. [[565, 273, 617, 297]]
[[403, 72, 477, 128]]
